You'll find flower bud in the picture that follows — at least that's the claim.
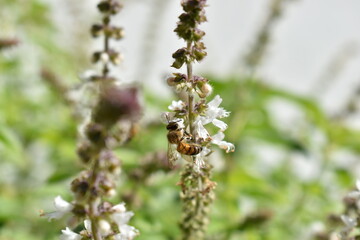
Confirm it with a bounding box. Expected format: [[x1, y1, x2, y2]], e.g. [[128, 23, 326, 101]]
[[108, 49, 122, 65], [71, 178, 89, 198], [72, 204, 86, 218], [77, 142, 93, 164], [85, 123, 106, 143], [172, 48, 188, 69], [167, 77, 177, 86], [91, 24, 104, 37], [99, 220, 111, 235], [193, 28, 205, 41], [112, 27, 125, 40], [97, 0, 123, 15], [197, 83, 212, 98], [100, 52, 110, 63], [193, 48, 207, 62], [92, 51, 101, 63]]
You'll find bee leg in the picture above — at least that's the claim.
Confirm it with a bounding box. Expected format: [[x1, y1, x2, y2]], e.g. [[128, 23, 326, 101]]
[[183, 130, 193, 141]]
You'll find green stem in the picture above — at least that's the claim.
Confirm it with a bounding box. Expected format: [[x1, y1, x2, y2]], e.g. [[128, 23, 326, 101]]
[[88, 156, 103, 240], [186, 41, 194, 135]]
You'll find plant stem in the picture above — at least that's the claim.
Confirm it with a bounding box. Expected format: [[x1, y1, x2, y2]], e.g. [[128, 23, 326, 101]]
[[186, 41, 194, 135], [88, 155, 102, 240], [103, 15, 110, 77]]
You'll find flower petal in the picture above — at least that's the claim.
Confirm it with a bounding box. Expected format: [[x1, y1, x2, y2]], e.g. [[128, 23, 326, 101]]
[[211, 132, 225, 142], [212, 119, 228, 131], [54, 196, 73, 212], [194, 119, 210, 140], [211, 133, 235, 153], [341, 215, 357, 228], [208, 95, 222, 108], [347, 191, 360, 199], [168, 100, 185, 111], [60, 227, 82, 240], [356, 179, 360, 191], [119, 224, 139, 239], [111, 211, 134, 226], [44, 211, 65, 222], [112, 203, 126, 213], [84, 219, 92, 233]]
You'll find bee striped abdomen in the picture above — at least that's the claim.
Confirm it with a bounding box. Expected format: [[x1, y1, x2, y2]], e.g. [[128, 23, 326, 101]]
[[177, 142, 202, 155]]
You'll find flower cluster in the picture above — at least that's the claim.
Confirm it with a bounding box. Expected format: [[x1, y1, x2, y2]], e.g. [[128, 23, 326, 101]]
[[45, 197, 138, 240], [337, 180, 360, 239], [42, 1, 140, 239], [166, 0, 234, 168], [164, 0, 234, 239], [91, 0, 124, 75]]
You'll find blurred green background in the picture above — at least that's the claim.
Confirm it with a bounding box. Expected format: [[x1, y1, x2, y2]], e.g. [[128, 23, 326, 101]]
[[1, 0, 360, 239]]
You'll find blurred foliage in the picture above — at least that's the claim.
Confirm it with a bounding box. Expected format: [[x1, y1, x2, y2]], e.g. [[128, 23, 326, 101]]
[[1, 0, 360, 240]]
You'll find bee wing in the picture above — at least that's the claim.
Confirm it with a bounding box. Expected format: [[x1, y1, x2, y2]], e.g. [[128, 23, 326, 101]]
[[167, 143, 180, 168], [161, 112, 176, 124], [182, 154, 193, 163]]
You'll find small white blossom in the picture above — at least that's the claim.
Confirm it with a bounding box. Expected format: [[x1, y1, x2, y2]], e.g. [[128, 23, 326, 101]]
[[99, 219, 111, 235], [114, 225, 139, 240], [198, 95, 230, 131], [168, 100, 186, 111], [211, 132, 235, 153], [100, 52, 109, 63], [60, 227, 82, 240], [112, 211, 135, 226], [84, 219, 92, 233], [339, 215, 357, 239], [194, 155, 206, 172], [347, 179, 360, 199], [110, 202, 134, 226], [110, 203, 139, 239], [112, 203, 127, 213], [341, 214, 356, 228], [194, 119, 210, 141], [45, 196, 73, 221]]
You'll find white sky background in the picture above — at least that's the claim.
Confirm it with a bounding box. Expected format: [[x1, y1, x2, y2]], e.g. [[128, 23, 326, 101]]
[[51, 0, 360, 114]]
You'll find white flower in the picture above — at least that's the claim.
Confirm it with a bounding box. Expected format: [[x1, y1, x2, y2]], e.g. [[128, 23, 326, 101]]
[[211, 132, 235, 153], [340, 215, 357, 238], [110, 203, 139, 239], [100, 52, 109, 63], [168, 100, 186, 111], [99, 219, 111, 236], [112, 203, 127, 213], [60, 227, 82, 240], [84, 219, 92, 233], [194, 118, 210, 141], [194, 155, 206, 172], [112, 211, 135, 226], [198, 95, 230, 131], [45, 196, 73, 221], [347, 179, 360, 199], [114, 225, 139, 240]]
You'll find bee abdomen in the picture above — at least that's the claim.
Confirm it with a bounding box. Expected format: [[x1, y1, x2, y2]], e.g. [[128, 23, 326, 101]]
[[177, 142, 202, 155]]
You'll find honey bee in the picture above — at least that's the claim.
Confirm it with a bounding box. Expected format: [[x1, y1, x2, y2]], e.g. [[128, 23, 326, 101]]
[[166, 118, 202, 167]]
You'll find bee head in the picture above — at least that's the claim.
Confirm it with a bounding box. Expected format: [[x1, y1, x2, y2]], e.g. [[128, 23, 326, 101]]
[[166, 121, 180, 131], [166, 118, 185, 131]]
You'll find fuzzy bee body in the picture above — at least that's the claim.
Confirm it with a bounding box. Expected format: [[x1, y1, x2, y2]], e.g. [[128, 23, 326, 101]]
[[177, 142, 202, 155], [165, 118, 202, 167]]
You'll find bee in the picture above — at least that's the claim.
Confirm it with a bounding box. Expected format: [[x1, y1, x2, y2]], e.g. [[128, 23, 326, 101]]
[[166, 118, 202, 167]]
